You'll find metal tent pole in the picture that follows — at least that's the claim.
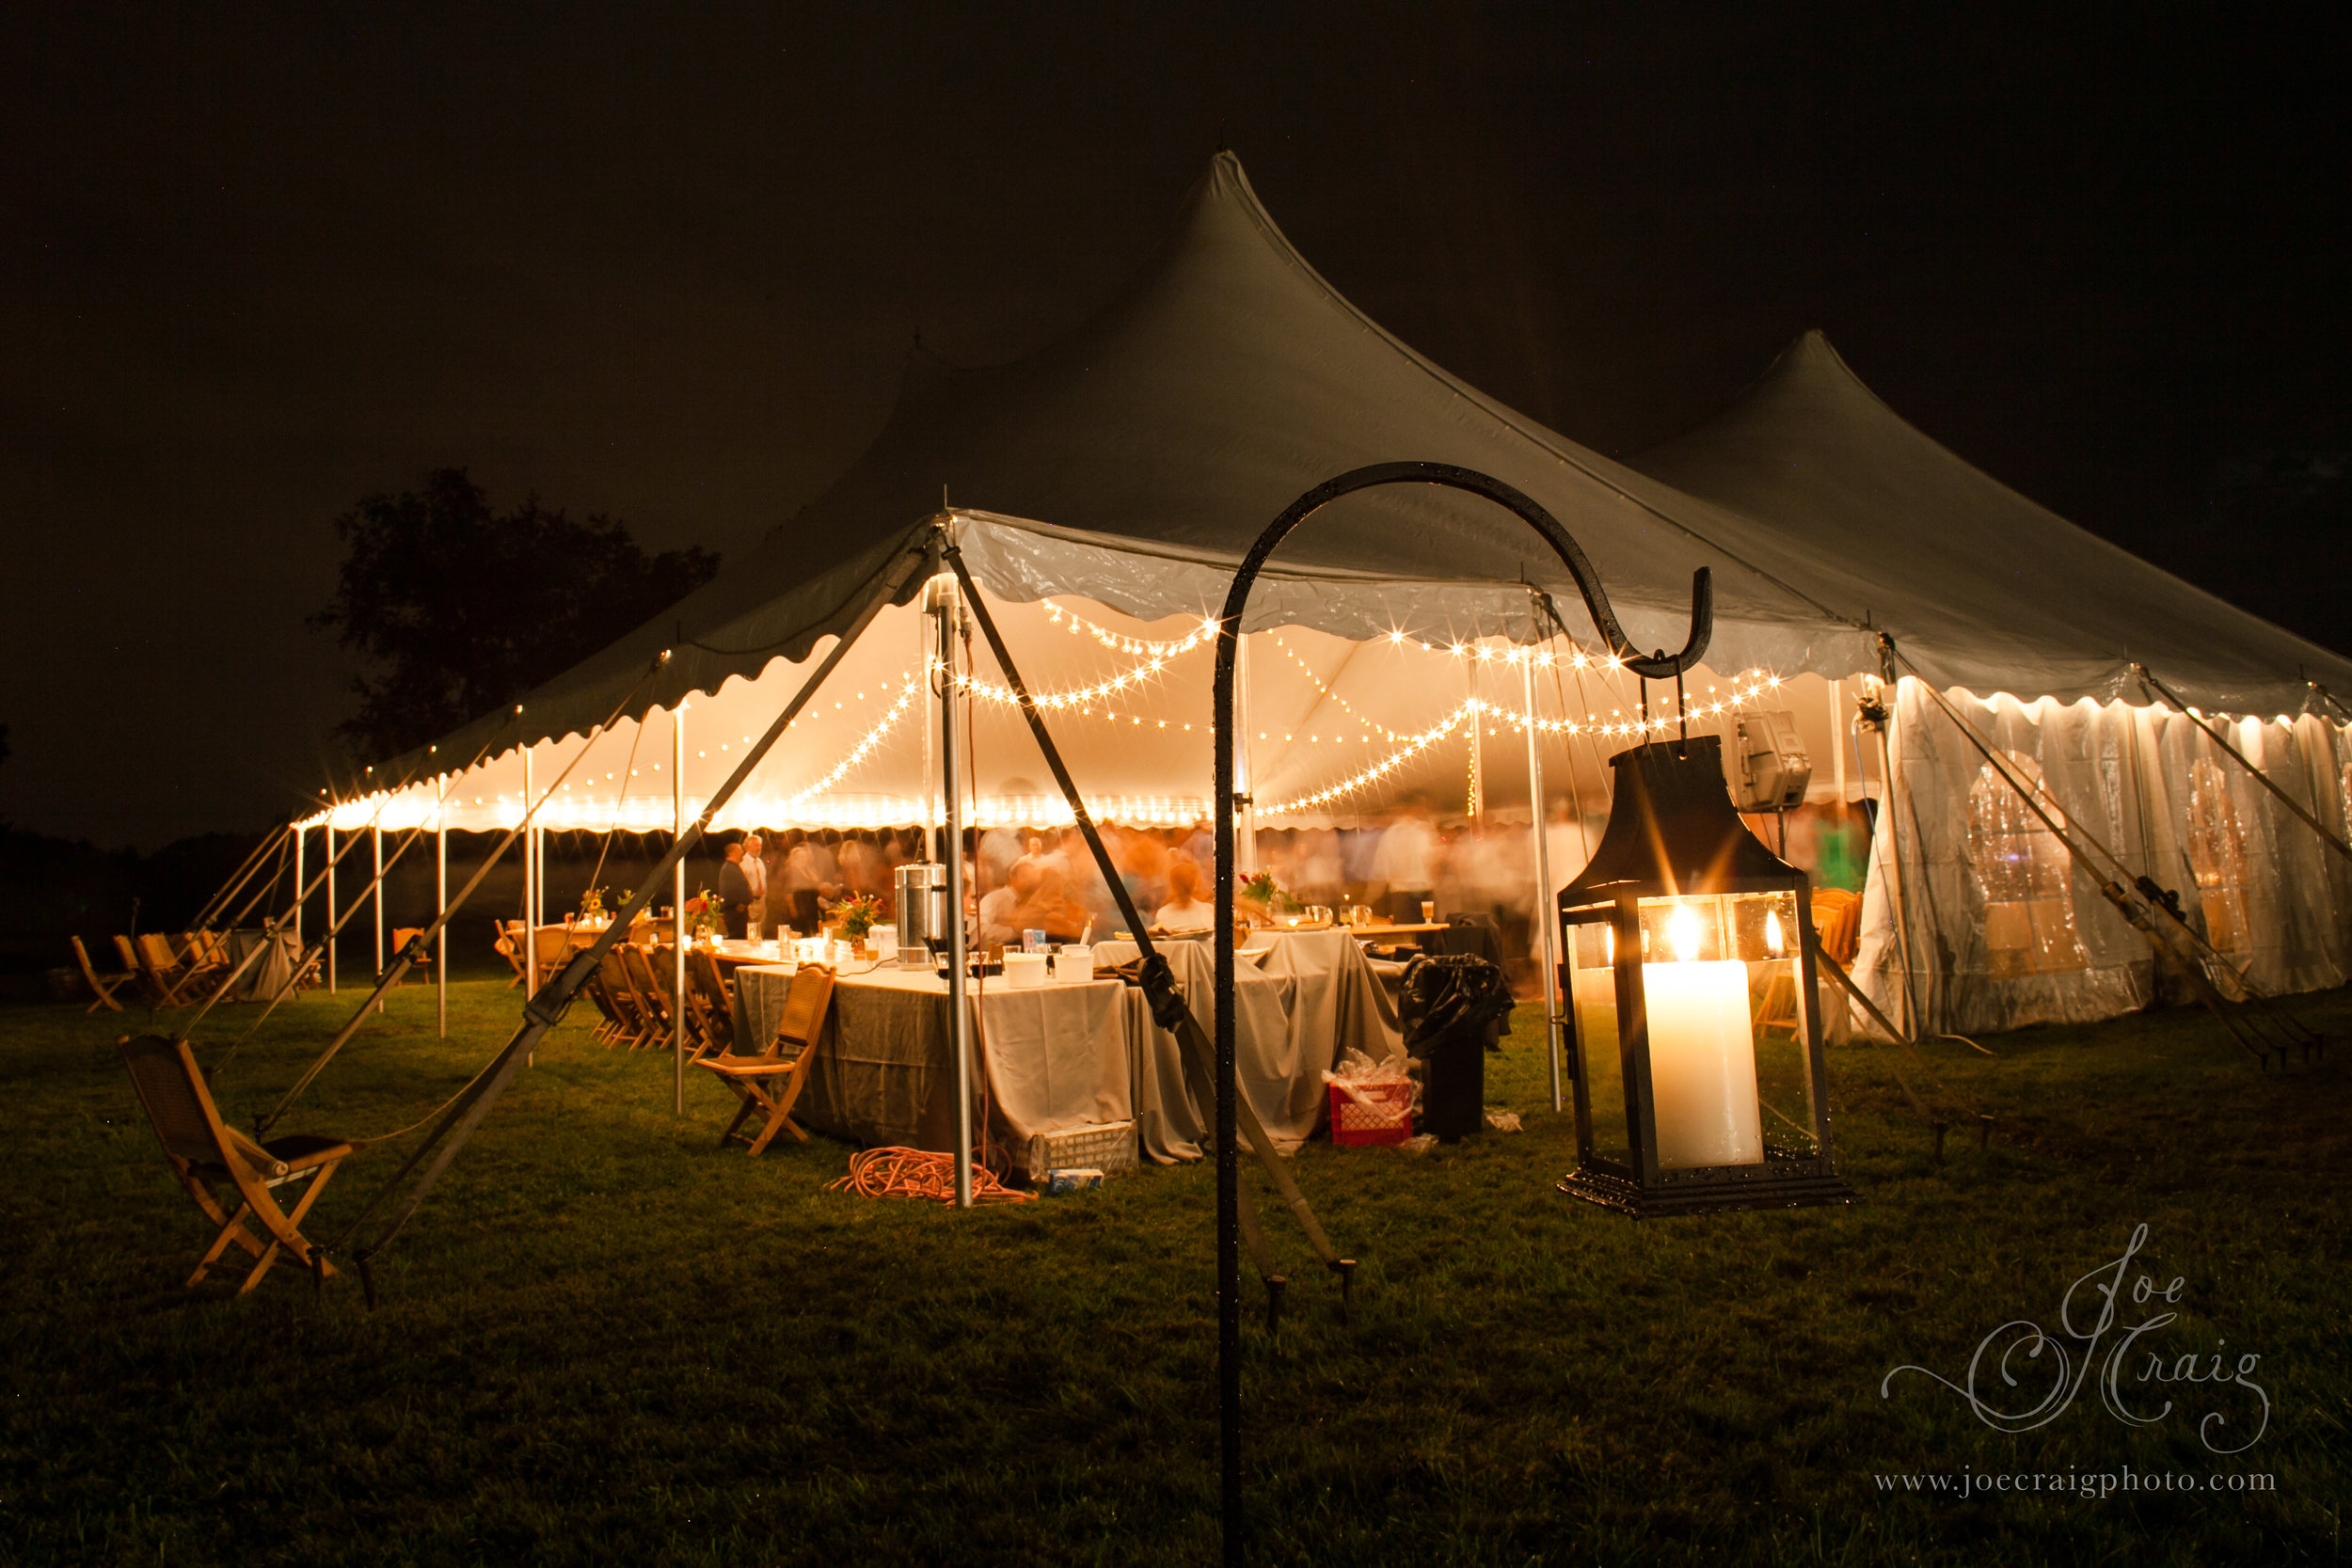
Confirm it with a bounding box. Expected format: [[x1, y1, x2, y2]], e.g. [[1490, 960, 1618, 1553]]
[[294, 828, 305, 948], [1233, 626, 1257, 873], [521, 747, 536, 996], [437, 772, 449, 1037], [674, 703, 687, 1117], [1521, 651, 1563, 1113], [373, 824, 385, 1013], [932, 567, 976, 1209], [326, 825, 339, 992]]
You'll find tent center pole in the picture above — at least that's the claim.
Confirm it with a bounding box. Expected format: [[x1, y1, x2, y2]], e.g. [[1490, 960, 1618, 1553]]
[[326, 825, 338, 993], [1233, 626, 1256, 874], [675, 703, 687, 1117], [932, 566, 976, 1209], [436, 772, 448, 1038], [1521, 651, 1563, 1113], [373, 825, 385, 1014], [520, 747, 535, 997]]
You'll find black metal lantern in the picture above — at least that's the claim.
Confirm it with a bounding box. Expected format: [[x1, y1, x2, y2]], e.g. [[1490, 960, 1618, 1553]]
[[1558, 735, 1853, 1216]]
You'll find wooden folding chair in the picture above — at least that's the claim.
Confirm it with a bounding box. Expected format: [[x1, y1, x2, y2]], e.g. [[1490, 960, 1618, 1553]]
[[609, 947, 661, 1048], [580, 952, 623, 1044], [695, 964, 835, 1155], [72, 935, 135, 1012], [176, 932, 230, 994], [389, 927, 433, 986], [1755, 890, 1863, 1039], [529, 926, 574, 994], [118, 1036, 358, 1294], [495, 920, 528, 988], [683, 947, 738, 1063], [133, 933, 198, 1006], [619, 943, 676, 1051], [595, 950, 654, 1047], [1813, 889, 1864, 966]]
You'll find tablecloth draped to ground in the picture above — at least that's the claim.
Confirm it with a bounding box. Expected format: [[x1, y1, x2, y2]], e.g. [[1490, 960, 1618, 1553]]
[[227, 927, 303, 1001], [1092, 929, 1404, 1161], [730, 964, 1131, 1149]]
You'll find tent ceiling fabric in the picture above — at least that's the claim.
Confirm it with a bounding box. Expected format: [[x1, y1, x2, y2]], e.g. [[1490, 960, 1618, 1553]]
[[327, 584, 1777, 835], [385, 155, 2342, 802], [1629, 330, 2352, 716]]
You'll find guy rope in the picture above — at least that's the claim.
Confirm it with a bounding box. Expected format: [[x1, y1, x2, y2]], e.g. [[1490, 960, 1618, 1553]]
[[182, 745, 453, 1035], [313, 541, 935, 1303], [1885, 640, 2320, 1068], [938, 535, 1357, 1329], [252, 669, 666, 1137], [2134, 663, 2352, 868]]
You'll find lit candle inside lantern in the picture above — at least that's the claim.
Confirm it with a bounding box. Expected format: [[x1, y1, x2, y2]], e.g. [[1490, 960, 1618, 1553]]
[[1643, 903, 1764, 1169]]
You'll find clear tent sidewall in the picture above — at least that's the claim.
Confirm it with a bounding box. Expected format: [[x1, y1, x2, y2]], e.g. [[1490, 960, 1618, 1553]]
[[1850, 680, 2352, 1038]]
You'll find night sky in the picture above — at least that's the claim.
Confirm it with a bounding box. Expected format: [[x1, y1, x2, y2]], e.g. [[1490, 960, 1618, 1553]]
[[8, 7, 2344, 847]]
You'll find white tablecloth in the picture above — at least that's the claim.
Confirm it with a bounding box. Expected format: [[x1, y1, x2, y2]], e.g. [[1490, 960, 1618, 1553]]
[[730, 962, 1129, 1149], [226, 927, 303, 1002], [1092, 929, 1402, 1160]]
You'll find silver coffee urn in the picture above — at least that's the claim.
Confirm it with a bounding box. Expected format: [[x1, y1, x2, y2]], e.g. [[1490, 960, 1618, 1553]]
[[895, 862, 950, 967]]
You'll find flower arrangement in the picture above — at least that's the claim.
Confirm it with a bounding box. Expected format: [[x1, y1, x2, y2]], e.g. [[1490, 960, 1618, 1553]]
[[682, 889, 720, 941], [580, 886, 607, 920], [834, 892, 884, 941], [1238, 870, 1292, 927]]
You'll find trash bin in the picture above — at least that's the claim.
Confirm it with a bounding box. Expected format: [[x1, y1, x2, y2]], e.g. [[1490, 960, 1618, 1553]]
[[1401, 955, 1516, 1143]]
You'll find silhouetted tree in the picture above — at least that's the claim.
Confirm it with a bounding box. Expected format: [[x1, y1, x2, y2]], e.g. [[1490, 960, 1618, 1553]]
[[311, 468, 720, 762]]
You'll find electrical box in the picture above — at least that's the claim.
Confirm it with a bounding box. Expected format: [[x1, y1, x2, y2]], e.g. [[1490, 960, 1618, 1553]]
[[1733, 710, 1812, 812]]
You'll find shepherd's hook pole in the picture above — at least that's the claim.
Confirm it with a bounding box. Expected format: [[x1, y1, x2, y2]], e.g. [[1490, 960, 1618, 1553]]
[[1214, 461, 1710, 1566]]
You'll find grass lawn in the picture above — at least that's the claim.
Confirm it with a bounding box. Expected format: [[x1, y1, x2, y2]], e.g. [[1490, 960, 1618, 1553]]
[[2, 974, 2344, 1564]]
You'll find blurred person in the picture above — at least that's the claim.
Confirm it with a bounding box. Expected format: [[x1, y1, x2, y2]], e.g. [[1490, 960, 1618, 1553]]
[[977, 823, 1025, 892], [977, 861, 1042, 949], [780, 832, 835, 936], [1369, 799, 1438, 921], [740, 833, 771, 938], [1291, 828, 1344, 908], [837, 832, 887, 899], [1057, 828, 1118, 931], [1023, 864, 1093, 942], [1155, 858, 1216, 930]]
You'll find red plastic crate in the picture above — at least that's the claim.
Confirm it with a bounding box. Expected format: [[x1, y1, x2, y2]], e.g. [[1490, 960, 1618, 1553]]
[[1328, 1080, 1414, 1147]]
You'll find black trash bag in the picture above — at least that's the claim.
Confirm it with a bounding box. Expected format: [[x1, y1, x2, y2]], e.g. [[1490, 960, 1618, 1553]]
[[1401, 955, 1516, 1142]]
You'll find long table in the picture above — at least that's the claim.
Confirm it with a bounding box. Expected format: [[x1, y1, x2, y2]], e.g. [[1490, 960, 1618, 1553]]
[[731, 962, 1131, 1151], [726, 930, 1405, 1163]]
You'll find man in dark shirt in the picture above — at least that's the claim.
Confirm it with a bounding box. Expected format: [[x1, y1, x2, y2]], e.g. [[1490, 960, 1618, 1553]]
[[717, 842, 754, 940]]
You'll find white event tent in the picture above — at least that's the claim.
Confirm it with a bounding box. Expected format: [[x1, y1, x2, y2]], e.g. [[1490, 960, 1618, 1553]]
[[308, 155, 2352, 1041], [1630, 331, 2352, 1035]]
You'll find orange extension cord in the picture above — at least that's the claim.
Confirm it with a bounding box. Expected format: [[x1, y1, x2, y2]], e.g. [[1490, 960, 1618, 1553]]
[[830, 1146, 1036, 1204]]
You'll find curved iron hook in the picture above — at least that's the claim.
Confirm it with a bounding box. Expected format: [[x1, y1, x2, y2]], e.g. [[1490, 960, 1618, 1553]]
[[1217, 460, 1712, 681], [1202, 461, 1711, 1559]]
